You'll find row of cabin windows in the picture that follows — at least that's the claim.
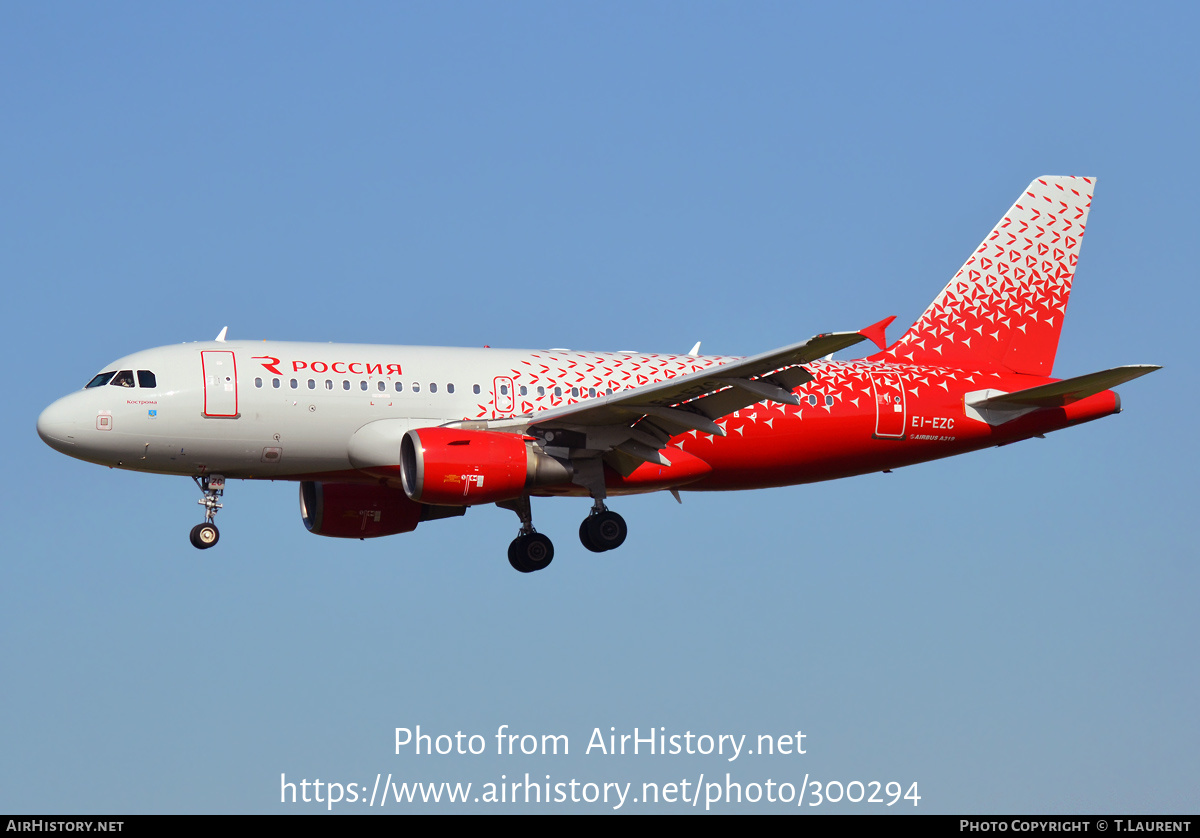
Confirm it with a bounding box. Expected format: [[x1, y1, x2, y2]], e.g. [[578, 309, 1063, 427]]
[[251, 378, 616, 399], [88, 369, 830, 406], [254, 378, 456, 393], [247, 376, 832, 405], [86, 368, 829, 405], [86, 370, 157, 389], [500, 384, 613, 398]]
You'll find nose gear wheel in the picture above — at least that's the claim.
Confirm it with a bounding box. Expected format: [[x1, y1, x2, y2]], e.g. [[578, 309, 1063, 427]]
[[189, 523, 219, 549], [189, 474, 225, 550]]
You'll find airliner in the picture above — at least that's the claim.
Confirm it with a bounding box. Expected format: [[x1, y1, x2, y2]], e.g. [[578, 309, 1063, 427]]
[[37, 177, 1158, 572]]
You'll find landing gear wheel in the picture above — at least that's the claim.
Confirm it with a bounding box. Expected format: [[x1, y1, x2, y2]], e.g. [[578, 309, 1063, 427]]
[[584, 510, 627, 552], [191, 475, 225, 550], [189, 523, 219, 549], [508, 533, 554, 573], [508, 539, 532, 573], [579, 518, 605, 553]]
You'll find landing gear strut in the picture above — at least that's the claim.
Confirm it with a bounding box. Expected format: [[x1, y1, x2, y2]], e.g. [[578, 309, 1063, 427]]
[[499, 495, 554, 573], [578, 499, 627, 553], [190, 474, 225, 550]]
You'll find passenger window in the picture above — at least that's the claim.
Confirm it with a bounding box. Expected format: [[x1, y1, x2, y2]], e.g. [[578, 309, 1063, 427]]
[[377, 381, 385, 392], [808, 395, 817, 406], [290, 379, 298, 389], [519, 385, 527, 396], [571, 387, 579, 398], [447, 383, 455, 394], [500, 384, 508, 396], [473, 384, 481, 395], [272, 378, 281, 389], [343, 380, 350, 390], [308, 379, 315, 389], [825, 395, 833, 406], [554, 387, 562, 397], [413, 382, 421, 393], [360, 381, 368, 391], [537, 386, 545, 397], [589, 388, 596, 397], [395, 382, 403, 392], [111, 370, 135, 388], [430, 383, 438, 393], [325, 380, 333, 390], [86, 371, 116, 388], [255, 377, 263, 388], [137, 370, 157, 388]]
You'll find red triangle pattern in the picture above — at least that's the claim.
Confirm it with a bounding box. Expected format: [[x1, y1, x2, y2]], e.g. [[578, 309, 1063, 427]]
[[883, 177, 1093, 375]]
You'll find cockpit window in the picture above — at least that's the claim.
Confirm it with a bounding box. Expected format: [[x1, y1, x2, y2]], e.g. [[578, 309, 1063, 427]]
[[111, 370, 135, 388], [86, 371, 116, 389], [137, 370, 157, 389]]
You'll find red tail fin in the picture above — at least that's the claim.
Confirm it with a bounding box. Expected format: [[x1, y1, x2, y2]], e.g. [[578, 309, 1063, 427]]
[[880, 177, 1094, 375]]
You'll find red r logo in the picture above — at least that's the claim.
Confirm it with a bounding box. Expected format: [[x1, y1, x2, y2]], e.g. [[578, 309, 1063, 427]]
[[252, 356, 282, 375]]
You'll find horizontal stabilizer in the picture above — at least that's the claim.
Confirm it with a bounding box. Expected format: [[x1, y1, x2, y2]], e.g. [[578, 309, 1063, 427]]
[[970, 365, 1160, 410]]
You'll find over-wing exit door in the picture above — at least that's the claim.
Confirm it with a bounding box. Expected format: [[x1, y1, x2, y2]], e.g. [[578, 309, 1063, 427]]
[[493, 376, 515, 415], [201, 351, 239, 418]]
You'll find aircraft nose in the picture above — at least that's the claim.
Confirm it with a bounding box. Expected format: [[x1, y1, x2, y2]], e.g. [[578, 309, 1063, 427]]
[[37, 397, 79, 453]]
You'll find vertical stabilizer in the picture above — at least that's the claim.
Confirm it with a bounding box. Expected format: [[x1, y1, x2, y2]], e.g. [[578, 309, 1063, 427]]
[[881, 176, 1094, 375]]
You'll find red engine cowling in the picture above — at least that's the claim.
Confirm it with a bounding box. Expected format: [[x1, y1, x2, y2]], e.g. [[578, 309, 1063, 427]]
[[401, 427, 569, 505], [299, 481, 425, 538]]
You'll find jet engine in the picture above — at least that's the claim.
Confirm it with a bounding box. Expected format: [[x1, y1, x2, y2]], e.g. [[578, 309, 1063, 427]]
[[400, 427, 571, 506], [299, 481, 463, 538]]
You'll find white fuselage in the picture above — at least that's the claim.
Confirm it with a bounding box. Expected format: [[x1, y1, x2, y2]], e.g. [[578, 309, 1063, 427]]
[[36, 339, 737, 481]]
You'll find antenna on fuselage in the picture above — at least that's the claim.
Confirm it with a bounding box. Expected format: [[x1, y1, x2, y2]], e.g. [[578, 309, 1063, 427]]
[[687, 341, 701, 357], [215, 326, 228, 342]]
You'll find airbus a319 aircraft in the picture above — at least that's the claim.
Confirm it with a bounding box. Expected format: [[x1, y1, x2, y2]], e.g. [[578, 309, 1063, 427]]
[[38, 177, 1158, 572]]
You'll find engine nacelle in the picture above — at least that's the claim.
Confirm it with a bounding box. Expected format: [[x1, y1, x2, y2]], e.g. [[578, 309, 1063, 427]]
[[400, 427, 571, 505], [299, 481, 463, 539]]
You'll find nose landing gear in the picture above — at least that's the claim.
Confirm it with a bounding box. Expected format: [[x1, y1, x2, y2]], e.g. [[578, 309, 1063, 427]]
[[190, 474, 225, 550]]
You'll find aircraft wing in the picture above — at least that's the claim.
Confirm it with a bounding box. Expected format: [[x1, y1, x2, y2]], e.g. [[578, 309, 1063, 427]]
[[521, 330, 867, 475]]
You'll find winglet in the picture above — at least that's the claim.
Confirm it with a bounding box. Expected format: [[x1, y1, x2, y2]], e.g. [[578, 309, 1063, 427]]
[[859, 316, 896, 351], [215, 326, 228, 343]]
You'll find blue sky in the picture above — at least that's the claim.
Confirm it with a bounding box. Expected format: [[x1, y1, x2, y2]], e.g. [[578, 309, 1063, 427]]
[[2, 2, 1195, 813]]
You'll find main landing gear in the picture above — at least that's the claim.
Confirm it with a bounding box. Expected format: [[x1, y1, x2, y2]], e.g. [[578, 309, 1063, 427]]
[[498, 495, 629, 573], [501, 495, 554, 573], [578, 501, 627, 553], [508, 532, 554, 574], [189, 474, 225, 550]]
